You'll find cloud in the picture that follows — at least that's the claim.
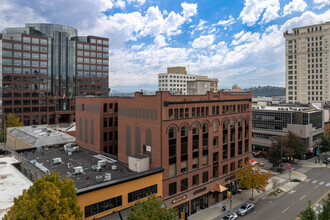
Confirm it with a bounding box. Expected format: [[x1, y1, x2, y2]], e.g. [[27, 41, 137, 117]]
[[313, 0, 330, 9], [239, 0, 280, 26], [192, 35, 215, 49], [181, 2, 198, 20], [215, 15, 235, 26], [231, 31, 261, 45], [154, 35, 167, 48], [283, 0, 307, 17], [281, 9, 330, 32]]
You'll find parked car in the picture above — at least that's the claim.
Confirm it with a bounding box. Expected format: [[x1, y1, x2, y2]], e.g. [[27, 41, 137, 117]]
[[327, 156, 330, 162], [253, 151, 267, 158], [221, 213, 238, 220], [237, 203, 254, 216], [250, 160, 264, 167]]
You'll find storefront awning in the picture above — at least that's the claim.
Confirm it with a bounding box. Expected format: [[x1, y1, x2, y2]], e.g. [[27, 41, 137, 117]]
[[210, 184, 228, 192]]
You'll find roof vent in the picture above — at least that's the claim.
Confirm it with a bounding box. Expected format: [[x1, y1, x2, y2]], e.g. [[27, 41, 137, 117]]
[[73, 166, 83, 175], [98, 160, 106, 167], [92, 165, 102, 172], [104, 173, 111, 181], [96, 175, 103, 183], [111, 165, 117, 171], [52, 158, 62, 165], [67, 151, 73, 156]]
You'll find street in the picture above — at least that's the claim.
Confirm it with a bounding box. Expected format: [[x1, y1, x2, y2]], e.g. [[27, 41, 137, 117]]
[[241, 167, 330, 220]]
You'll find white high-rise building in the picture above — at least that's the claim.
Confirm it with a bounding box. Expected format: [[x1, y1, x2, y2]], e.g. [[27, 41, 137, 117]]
[[284, 22, 330, 103], [158, 67, 218, 95]]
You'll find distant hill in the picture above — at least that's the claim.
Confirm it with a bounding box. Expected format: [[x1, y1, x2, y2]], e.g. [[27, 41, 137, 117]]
[[245, 86, 285, 97]]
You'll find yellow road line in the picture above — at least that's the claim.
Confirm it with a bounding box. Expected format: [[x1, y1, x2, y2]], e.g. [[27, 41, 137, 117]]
[[311, 189, 330, 207], [296, 189, 330, 220]]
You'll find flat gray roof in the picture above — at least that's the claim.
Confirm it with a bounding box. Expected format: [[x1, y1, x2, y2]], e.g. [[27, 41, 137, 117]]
[[9, 125, 75, 147]]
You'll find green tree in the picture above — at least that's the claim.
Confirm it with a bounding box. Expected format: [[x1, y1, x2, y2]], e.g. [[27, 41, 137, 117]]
[[268, 131, 307, 167], [128, 194, 176, 220], [319, 195, 330, 220], [319, 135, 330, 157], [299, 201, 316, 220], [4, 172, 82, 220], [1, 113, 24, 140], [236, 162, 270, 200]]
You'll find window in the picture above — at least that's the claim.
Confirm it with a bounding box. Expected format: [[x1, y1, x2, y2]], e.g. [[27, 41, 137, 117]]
[[213, 120, 219, 132], [128, 185, 157, 203], [192, 174, 199, 186], [84, 196, 122, 218], [213, 136, 219, 147], [169, 182, 177, 196], [181, 178, 188, 192], [230, 162, 235, 172], [202, 171, 208, 183], [223, 164, 228, 174]]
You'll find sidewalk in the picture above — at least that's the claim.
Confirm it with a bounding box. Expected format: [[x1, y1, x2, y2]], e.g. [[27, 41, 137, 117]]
[[188, 167, 308, 220]]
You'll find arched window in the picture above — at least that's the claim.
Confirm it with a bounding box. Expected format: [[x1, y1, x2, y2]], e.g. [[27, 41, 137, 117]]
[[222, 120, 228, 160], [238, 118, 243, 155], [230, 118, 235, 158], [202, 123, 209, 166], [181, 126, 188, 173], [169, 127, 177, 177], [192, 124, 199, 169]]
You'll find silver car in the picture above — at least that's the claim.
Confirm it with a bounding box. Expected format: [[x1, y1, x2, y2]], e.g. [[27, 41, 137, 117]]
[[221, 213, 238, 220], [237, 203, 254, 216]]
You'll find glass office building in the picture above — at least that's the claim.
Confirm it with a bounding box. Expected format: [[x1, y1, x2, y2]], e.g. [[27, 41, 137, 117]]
[[0, 23, 109, 126]]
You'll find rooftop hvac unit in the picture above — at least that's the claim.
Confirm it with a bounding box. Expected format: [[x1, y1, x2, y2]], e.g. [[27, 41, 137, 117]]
[[73, 146, 80, 152], [104, 173, 111, 181], [52, 157, 62, 165], [92, 165, 102, 172], [111, 165, 117, 171], [73, 166, 83, 175], [98, 160, 106, 167], [96, 175, 103, 183], [30, 160, 37, 165], [67, 151, 73, 156]]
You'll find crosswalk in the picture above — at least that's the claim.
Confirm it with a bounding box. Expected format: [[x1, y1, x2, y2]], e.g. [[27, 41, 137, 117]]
[[305, 179, 330, 188]]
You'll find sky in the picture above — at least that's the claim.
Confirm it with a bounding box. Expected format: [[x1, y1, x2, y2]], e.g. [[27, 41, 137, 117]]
[[0, 0, 329, 92]]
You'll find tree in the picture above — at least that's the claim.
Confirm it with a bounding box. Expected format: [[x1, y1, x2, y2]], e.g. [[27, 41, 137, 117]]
[[4, 173, 82, 220], [128, 194, 176, 220], [319, 135, 330, 157], [299, 201, 316, 220], [0, 113, 24, 140], [268, 131, 307, 167], [235, 162, 270, 200]]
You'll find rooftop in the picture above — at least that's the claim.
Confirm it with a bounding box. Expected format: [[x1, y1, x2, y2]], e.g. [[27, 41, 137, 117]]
[[9, 125, 75, 148], [16, 146, 162, 194], [252, 105, 318, 113], [0, 156, 32, 219]]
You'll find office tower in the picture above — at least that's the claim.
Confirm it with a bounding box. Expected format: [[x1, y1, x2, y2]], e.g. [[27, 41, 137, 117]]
[[284, 22, 330, 103], [0, 23, 109, 126], [158, 67, 218, 95]]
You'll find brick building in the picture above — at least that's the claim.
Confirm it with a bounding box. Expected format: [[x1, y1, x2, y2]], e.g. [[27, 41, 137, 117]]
[[76, 91, 252, 217], [0, 23, 109, 126]]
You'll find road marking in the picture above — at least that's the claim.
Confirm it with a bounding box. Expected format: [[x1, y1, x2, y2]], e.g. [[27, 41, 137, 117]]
[[312, 189, 330, 207], [314, 185, 319, 189], [289, 190, 296, 194], [326, 183, 330, 187], [299, 195, 306, 200], [282, 207, 290, 213], [312, 180, 317, 184], [305, 179, 311, 182], [319, 181, 324, 185]]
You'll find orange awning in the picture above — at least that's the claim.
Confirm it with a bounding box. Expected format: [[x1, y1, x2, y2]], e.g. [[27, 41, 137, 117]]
[[211, 184, 228, 192]]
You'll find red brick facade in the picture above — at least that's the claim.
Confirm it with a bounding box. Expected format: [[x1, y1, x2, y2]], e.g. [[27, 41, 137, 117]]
[[76, 91, 252, 216]]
